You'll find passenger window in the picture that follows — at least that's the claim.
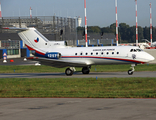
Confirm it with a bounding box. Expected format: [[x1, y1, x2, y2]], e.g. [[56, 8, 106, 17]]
[[117, 52, 119, 54], [86, 53, 88, 55], [80, 53, 83, 55], [75, 53, 77, 55], [101, 52, 104, 55], [107, 52, 109, 55], [112, 52, 114, 55], [96, 52, 98, 55], [91, 53, 93, 55], [134, 49, 137, 52]]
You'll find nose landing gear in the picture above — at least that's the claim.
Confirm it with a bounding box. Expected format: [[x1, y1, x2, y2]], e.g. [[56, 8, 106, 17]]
[[128, 64, 136, 75]]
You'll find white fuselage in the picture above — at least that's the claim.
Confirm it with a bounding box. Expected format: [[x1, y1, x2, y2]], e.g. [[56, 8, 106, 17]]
[[37, 46, 154, 67]]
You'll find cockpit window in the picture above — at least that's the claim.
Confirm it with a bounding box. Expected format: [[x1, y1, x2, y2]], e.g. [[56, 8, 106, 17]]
[[130, 49, 143, 52], [136, 49, 143, 52]]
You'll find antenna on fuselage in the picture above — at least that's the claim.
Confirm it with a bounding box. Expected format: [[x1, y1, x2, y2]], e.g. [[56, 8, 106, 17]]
[[84, 0, 88, 47]]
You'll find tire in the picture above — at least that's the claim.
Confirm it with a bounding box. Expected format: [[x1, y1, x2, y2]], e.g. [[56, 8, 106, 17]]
[[65, 68, 73, 76], [128, 70, 133, 75], [82, 67, 90, 74]]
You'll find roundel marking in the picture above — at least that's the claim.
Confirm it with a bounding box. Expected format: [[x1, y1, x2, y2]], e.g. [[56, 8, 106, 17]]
[[34, 37, 39, 43]]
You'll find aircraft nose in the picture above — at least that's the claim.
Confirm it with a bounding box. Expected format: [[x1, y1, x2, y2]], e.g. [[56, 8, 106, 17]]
[[148, 54, 155, 61]]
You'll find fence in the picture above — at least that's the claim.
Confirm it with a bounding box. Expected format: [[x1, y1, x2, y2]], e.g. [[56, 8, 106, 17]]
[[77, 39, 116, 47]]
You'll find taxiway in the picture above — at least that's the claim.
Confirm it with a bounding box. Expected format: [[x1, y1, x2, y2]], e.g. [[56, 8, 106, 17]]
[[0, 71, 155, 78], [0, 98, 156, 120]]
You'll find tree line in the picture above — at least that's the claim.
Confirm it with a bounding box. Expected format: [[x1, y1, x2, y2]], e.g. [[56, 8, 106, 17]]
[[77, 23, 156, 43]]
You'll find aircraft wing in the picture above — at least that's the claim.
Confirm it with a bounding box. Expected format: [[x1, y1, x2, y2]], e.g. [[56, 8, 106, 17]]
[[27, 57, 91, 68]]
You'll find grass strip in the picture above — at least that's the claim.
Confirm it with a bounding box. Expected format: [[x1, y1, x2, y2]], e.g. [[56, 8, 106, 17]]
[[0, 64, 156, 73], [0, 77, 156, 98]]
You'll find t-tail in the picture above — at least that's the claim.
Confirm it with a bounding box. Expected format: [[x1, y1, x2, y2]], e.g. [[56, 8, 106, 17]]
[[18, 28, 49, 51], [3, 27, 66, 56]]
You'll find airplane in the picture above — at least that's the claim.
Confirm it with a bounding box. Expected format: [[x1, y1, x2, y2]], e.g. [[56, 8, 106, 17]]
[[151, 41, 156, 47], [3, 27, 155, 76]]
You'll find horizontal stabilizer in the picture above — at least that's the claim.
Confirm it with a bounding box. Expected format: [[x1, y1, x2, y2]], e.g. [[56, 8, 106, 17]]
[[3, 27, 28, 31]]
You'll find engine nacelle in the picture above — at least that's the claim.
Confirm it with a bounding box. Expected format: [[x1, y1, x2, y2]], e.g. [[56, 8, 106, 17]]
[[32, 51, 61, 59], [45, 52, 61, 59]]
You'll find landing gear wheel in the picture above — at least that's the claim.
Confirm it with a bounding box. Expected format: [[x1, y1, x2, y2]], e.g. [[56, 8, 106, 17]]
[[82, 67, 90, 74], [128, 70, 133, 75], [65, 68, 73, 76], [127, 64, 136, 75]]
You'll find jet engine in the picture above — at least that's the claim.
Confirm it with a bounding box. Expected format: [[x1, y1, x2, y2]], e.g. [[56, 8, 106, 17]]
[[32, 51, 61, 59], [45, 52, 61, 59]]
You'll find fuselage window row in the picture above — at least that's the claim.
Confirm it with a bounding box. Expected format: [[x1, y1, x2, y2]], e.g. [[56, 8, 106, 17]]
[[75, 52, 120, 56]]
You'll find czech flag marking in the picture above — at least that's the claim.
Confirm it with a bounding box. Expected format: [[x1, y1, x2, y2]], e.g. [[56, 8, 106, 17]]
[[34, 37, 39, 43]]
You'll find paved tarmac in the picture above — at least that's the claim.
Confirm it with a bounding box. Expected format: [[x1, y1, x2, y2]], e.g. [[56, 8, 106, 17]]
[[0, 71, 156, 78], [0, 98, 156, 120], [0, 58, 155, 78], [0, 58, 37, 66], [1, 59, 156, 120]]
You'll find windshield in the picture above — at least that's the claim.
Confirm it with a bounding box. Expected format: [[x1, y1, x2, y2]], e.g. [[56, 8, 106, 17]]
[[130, 49, 143, 52]]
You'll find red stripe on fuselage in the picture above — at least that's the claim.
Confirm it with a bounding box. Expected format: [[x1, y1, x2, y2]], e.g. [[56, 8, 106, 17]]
[[25, 44, 45, 55], [61, 56, 145, 64]]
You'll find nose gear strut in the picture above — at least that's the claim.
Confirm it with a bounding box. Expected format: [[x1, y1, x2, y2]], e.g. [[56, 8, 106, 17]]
[[128, 64, 136, 75]]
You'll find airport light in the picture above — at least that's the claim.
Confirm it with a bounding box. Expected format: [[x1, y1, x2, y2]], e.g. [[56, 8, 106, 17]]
[[135, 0, 138, 46], [30, 7, 32, 18], [0, 3, 2, 18], [84, 0, 88, 47], [150, 2, 152, 45], [115, 0, 118, 46]]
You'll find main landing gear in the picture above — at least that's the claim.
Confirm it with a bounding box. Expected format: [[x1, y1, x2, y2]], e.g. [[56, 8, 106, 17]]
[[65, 67, 75, 76], [128, 64, 136, 75], [82, 66, 90, 74], [65, 66, 90, 76]]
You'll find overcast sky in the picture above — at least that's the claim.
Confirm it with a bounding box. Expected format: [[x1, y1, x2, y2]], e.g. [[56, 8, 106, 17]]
[[0, 0, 156, 27]]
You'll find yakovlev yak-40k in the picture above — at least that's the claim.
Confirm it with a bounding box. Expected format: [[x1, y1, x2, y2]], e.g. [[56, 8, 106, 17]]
[[3, 27, 155, 76]]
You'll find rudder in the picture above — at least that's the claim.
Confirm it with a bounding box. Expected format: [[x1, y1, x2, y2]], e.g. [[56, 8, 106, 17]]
[[18, 28, 49, 50]]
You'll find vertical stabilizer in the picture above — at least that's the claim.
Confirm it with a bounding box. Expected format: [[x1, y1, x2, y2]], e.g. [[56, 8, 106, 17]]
[[18, 28, 49, 51]]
